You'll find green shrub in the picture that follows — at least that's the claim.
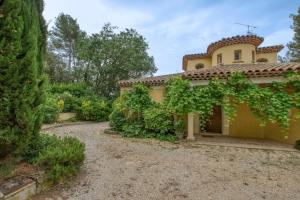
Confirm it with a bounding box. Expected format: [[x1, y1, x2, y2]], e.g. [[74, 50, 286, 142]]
[[57, 92, 81, 112], [0, 0, 46, 158], [23, 134, 85, 184], [143, 105, 174, 134], [77, 99, 110, 121], [121, 122, 148, 138], [43, 97, 60, 124], [50, 82, 92, 98], [295, 140, 300, 150], [22, 134, 59, 163], [109, 110, 127, 131]]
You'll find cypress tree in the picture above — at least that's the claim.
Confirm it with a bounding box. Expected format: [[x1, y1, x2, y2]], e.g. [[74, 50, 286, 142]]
[[0, 0, 46, 157]]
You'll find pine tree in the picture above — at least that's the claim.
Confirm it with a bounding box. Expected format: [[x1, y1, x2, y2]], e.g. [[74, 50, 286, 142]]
[[0, 0, 46, 157], [287, 7, 300, 62]]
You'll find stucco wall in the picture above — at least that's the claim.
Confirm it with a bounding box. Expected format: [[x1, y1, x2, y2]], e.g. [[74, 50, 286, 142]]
[[229, 104, 300, 144], [212, 44, 256, 66], [264, 109, 300, 144], [186, 58, 212, 71], [229, 103, 265, 138], [149, 86, 165, 103], [256, 52, 277, 63]]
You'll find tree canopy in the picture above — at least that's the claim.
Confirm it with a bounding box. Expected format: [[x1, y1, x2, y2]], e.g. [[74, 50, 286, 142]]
[[46, 14, 157, 99], [287, 7, 300, 62]]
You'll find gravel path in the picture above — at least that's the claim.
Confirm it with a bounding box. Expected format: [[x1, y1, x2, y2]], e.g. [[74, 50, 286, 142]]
[[34, 122, 300, 200]]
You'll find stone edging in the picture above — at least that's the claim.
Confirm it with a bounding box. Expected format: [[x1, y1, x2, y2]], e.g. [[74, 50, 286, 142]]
[[0, 177, 36, 200], [42, 121, 98, 131]]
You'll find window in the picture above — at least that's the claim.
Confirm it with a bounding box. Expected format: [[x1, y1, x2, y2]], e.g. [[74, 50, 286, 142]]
[[195, 63, 204, 69], [217, 54, 222, 65], [252, 51, 255, 62], [234, 50, 242, 61]]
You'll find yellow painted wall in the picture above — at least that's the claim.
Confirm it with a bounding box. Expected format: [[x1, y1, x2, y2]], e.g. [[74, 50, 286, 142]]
[[120, 86, 165, 103], [229, 104, 300, 144], [186, 58, 212, 71], [256, 52, 277, 63], [264, 109, 300, 144], [229, 103, 265, 138], [149, 86, 165, 103], [212, 44, 256, 66]]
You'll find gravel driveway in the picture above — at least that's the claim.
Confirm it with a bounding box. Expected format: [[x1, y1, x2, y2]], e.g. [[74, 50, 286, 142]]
[[34, 122, 300, 200]]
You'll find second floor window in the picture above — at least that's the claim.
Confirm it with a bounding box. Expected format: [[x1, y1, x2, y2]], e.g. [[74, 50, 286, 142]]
[[217, 54, 222, 65], [252, 51, 255, 62], [234, 50, 242, 61]]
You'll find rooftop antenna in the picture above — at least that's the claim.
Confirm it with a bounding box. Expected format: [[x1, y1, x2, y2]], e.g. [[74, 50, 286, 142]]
[[235, 23, 257, 35]]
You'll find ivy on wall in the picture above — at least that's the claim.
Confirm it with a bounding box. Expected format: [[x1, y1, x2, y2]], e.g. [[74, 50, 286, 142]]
[[165, 72, 300, 136]]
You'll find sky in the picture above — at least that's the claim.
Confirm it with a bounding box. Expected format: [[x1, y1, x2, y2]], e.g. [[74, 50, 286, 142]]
[[43, 0, 299, 75]]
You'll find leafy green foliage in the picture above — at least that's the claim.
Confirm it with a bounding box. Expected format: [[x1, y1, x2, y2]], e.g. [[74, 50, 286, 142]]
[[165, 73, 300, 136], [22, 134, 59, 163], [165, 77, 192, 114], [109, 110, 127, 131], [77, 24, 157, 99], [109, 84, 177, 142], [46, 19, 157, 99], [287, 7, 300, 62], [43, 97, 60, 124], [124, 84, 153, 113], [57, 92, 81, 112], [23, 134, 85, 184], [143, 105, 174, 134], [0, 0, 46, 157], [50, 82, 92, 97], [77, 99, 111, 121]]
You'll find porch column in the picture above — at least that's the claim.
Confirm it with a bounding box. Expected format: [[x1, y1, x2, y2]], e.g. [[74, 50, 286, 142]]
[[222, 108, 229, 136], [187, 113, 195, 140]]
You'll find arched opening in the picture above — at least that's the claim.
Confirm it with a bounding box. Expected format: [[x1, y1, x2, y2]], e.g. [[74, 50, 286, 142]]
[[257, 58, 268, 63]]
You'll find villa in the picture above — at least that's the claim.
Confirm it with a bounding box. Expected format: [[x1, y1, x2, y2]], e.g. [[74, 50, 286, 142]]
[[119, 35, 300, 144]]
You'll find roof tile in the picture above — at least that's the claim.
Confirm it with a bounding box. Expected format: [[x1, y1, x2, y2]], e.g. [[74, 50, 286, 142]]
[[119, 63, 300, 87]]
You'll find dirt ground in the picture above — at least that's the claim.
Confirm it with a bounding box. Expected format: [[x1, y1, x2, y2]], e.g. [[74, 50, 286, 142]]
[[33, 122, 300, 200]]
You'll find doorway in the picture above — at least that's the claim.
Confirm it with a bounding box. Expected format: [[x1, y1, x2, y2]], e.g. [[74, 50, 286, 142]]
[[205, 106, 222, 133]]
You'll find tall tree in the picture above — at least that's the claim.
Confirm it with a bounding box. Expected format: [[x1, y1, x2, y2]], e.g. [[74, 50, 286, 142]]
[[78, 24, 157, 98], [287, 7, 300, 62], [49, 13, 85, 81], [0, 0, 46, 156], [44, 47, 69, 83]]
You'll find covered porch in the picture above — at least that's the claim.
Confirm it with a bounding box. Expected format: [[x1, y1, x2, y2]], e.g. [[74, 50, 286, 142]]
[[186, 103, 300, 145]]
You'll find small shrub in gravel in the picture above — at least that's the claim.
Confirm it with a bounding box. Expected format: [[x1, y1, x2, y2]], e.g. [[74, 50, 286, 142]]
[[23, 134, 85, 184]]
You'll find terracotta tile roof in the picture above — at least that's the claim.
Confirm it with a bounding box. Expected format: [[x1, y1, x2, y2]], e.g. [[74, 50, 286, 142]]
[[119, 63, 300, 87], [256, 45, 284, 54], [207, 35, 264, 55], [183, 63, 300, 80], [119, 73, 181, 87]]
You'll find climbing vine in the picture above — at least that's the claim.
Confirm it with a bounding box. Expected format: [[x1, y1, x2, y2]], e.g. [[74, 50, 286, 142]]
[[165, 72, 300, 135]]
